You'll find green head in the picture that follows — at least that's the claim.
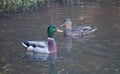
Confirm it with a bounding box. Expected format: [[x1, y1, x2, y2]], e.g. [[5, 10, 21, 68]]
[[47, 25, 63, 38]]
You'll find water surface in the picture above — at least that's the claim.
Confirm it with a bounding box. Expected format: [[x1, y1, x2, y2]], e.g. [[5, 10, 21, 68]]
[[0, 2, 120, 74]]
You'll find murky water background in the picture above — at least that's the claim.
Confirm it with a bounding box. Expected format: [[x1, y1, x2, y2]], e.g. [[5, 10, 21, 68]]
[[0, 1, 120, 74]]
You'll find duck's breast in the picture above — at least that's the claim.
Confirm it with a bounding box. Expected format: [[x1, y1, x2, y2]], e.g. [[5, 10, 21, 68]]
[[48, 39, 57, 52]]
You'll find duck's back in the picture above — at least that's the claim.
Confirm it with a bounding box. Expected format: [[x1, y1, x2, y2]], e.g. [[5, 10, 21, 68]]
[[22, 41, 49, 53], [71, 26, 97, 36]]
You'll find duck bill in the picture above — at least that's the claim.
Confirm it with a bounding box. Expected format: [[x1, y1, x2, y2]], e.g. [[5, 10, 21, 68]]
[[57, 28, 63, 32]]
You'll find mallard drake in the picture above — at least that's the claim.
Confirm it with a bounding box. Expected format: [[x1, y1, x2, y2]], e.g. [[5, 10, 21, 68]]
[[60, 18, 97, 36], [21, 25, 63, 60]]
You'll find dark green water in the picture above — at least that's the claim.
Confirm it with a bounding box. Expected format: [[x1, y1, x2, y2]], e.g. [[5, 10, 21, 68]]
[[0, 2, 120, 74]]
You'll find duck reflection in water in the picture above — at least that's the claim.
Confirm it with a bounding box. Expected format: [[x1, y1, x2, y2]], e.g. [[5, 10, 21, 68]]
[[24, 50, 58, 74], [64, 35, 73, 51]]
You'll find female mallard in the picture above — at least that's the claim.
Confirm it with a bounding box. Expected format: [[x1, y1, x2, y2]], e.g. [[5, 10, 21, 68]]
[[60, 18, 97, 36], [21, 25, 63, 60]]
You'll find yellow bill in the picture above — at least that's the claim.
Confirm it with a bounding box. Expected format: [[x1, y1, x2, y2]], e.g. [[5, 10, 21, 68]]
[[57, 28, 63, 32]]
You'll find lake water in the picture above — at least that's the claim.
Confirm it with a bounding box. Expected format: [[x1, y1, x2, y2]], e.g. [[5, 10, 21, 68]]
[[0, 1, 120, 74]]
